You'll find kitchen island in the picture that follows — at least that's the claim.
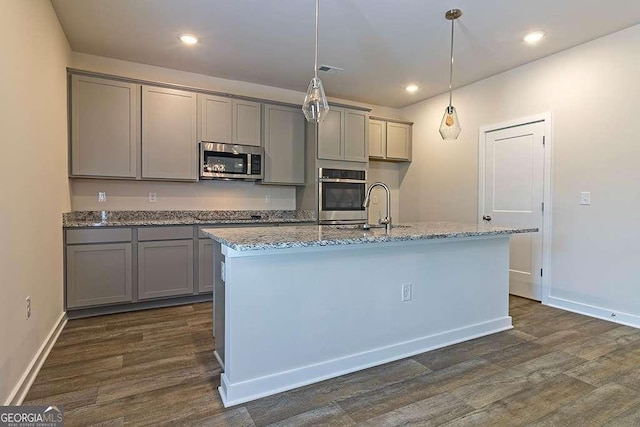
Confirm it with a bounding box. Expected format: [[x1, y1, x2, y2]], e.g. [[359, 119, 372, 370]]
[[202, 222, 536, 407]]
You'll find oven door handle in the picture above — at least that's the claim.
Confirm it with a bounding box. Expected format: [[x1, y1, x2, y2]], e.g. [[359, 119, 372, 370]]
[[319, 178, 367, 184]]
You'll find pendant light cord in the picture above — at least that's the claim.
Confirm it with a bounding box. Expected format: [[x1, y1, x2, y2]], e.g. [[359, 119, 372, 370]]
[[314, 0, 319, 79], [448, 15, 455, 109]]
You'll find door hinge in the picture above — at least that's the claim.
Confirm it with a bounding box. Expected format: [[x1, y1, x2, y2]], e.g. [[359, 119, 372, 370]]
[[541, 202, 545, 212], [540, 268, 543, 277], [543, 136, 546, 146]]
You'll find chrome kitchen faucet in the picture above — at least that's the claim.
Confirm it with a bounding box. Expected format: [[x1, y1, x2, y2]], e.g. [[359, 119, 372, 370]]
[[363, 182, 392, 232]]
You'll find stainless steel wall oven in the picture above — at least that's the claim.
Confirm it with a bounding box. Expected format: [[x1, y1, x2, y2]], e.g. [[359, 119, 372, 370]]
[[318, 168, 367, 224]]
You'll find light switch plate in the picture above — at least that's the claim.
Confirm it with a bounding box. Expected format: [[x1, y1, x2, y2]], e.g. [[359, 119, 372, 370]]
[[580, 192, 591, 205]]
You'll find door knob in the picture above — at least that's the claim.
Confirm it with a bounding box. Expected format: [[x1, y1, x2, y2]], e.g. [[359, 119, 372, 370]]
[[482, 215, 492, 221]]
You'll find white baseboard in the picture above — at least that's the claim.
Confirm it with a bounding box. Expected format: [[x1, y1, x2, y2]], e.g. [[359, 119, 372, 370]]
[[214, 350, 224, 370], [547, 296, 640, 329], [510, 282, 542, 301], [5, 312, 67, 405], [219, 317, 513, 407]]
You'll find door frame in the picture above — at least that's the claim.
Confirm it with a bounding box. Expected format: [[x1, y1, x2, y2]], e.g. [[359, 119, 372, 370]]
[[478, 112, 553, 304]]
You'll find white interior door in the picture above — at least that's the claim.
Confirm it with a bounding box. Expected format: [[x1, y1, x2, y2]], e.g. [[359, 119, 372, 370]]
[[481, 121, 545, 300]]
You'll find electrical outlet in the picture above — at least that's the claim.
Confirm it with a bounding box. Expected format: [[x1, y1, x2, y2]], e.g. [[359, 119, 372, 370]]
[[148, 192, 157, 203], [580, 192, 591, 205], [98, 192, 107, 203], [26, 296, 31, 319], [372, 195, 378, 205], [401, 283, 412, 302], [265, 195, 271, 204]]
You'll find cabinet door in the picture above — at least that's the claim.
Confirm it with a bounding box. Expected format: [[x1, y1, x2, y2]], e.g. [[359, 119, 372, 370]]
[[317, 107, 344, 160], [344, 109, 368, 162], [142, 86, 197, 180], [263, 104, 305, 185], [138, 240, 194, 300], [66, 243, 133, 308], [368, 119, 386, 159], [199, 94, 232, 143], [387, 122, 411, 160], [198, 239, 214, 293], [232, 99, 261, 146], [71, 75, 139, 178]]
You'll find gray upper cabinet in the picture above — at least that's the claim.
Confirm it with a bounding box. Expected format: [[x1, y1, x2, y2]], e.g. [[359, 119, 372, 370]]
[[198, 95, 261, 147], [344, 109, 368, 162], [318, 107, 368, 162], [386, 122, 412, 161], [368, 119, 386, 159], [66, 243, 133, 308], [368, 118, 412, 162], [262, 104, 305, 185], [232, 99, 261, 146], [142, 86, 198, 180], [70, 75, 140, 178], [317, 107, 344, 160], [199, 94, 232, 143]]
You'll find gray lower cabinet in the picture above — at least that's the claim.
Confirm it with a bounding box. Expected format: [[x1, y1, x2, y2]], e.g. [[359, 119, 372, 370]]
[[66, 243, 133, 308], [198, 239, 214, 293], [138, 240, 194, 300], [65, 224, 276, 313]]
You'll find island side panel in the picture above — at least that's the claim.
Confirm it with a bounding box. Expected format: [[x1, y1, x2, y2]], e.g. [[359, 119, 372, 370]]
[[219, 236, 510, 406], [213, 241, 225, 367]]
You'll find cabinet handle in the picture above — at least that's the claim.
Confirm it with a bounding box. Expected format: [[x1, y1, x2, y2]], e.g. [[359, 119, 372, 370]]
[[482, 215, 492, 221]]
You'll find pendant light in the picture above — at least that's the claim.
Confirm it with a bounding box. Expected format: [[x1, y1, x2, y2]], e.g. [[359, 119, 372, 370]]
[[302, 0, 329, 123], [439, 9, 462, 140]]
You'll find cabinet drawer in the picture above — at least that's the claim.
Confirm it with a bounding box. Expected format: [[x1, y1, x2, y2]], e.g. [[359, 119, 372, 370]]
[[138, 226, 193, 241], [66, 228, 132, 244]]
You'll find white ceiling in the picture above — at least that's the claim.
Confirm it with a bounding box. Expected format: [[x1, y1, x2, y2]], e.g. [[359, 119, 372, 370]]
[[51, 0, 640, 108]]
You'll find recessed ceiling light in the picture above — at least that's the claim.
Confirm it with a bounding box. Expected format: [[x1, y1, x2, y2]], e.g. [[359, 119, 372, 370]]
[[179, 34, 198, 45], [405, 85, 419, 93], [523, 31, 546, 44]]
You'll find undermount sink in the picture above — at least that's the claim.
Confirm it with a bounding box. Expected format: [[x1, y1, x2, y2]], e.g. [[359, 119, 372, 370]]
[[333, 224, 410, 231]]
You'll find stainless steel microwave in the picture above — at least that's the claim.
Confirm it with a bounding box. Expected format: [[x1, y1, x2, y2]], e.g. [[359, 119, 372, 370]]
[[199, 142, 263, 181]]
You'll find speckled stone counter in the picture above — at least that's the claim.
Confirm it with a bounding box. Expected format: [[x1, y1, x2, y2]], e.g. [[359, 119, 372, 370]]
[[63, 210, 316, 228], [201, 221, 537, 251]]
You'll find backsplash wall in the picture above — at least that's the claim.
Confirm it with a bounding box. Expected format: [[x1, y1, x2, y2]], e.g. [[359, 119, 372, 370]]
[[71, 179, 295, 211]]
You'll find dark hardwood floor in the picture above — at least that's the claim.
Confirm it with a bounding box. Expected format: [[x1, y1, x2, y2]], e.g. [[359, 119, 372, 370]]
[[23, 296, 640, 426]]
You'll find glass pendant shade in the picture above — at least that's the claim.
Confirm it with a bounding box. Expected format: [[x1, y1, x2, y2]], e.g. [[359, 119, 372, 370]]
[[302, 77, 329, 123], [439, 105, 461, 140]]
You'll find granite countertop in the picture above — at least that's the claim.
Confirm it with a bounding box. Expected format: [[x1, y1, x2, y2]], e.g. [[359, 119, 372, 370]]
[[202, 222, 539, 251], [63, 210, 316, 228]]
